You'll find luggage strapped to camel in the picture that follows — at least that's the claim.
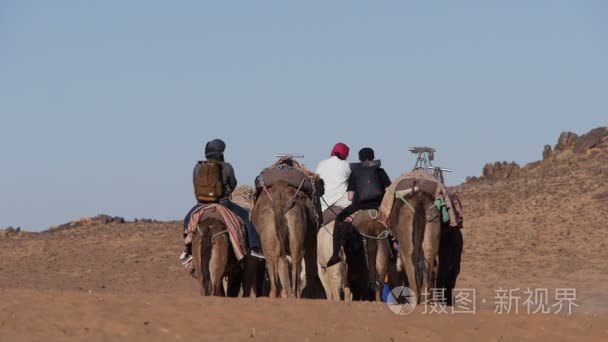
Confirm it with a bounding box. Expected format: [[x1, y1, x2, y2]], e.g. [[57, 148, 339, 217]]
[[378, 169, 464, 229], [255, 156, 325, 226]]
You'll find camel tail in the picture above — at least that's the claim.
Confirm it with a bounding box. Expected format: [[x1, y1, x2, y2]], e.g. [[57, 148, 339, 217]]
[[273, 196, 289, 257], [199, 223, 213, 295], [412, 195, 425, 291], [365, 238, 379, 300]]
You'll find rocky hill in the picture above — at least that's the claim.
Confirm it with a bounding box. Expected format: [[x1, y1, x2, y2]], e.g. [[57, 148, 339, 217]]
[[453, 127, 608, 310], [467, 127, 608, 182]]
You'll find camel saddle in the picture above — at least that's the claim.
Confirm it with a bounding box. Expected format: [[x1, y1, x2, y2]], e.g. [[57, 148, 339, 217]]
[[343, 209, 390, 240], [256, 161, 324, 198], [348, 209, 381, 228], [394, 177, 463, 229], [321, 208, 381, 228], [184, 204, 248, 260]]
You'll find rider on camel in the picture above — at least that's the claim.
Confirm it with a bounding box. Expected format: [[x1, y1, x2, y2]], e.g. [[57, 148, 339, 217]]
[[326, 147, 391, 267], [180, 139, 263, 264]]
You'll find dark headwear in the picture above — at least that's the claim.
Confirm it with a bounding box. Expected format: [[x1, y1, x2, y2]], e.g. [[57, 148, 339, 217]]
[[330, 142, 350, 160], [205, 139, 226, 161], [358, 147, 375, 162]]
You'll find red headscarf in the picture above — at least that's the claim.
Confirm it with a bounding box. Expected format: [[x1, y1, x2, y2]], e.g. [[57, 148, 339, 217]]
[[330, 142, 350, 160]]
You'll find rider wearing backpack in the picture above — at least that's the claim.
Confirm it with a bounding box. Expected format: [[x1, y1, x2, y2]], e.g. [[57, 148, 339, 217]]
[[180, 139, 263, 263], [326, 147, 391, 267]]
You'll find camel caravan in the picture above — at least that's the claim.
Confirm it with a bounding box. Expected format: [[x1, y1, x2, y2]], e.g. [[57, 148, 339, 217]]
[[181, 139, 464, 304]]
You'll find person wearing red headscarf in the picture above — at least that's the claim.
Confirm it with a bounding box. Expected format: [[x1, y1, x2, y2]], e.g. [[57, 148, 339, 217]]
[[316, 142, 352, 211], [330, 142, 350, 161], [315, 143, 352, 267]]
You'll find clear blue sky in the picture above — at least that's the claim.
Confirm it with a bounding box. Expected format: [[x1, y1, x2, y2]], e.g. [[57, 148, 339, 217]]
[[1, 1, 606, 231]]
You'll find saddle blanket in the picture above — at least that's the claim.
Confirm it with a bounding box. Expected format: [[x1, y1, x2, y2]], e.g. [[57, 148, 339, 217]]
[[185, 204, 248, 260]]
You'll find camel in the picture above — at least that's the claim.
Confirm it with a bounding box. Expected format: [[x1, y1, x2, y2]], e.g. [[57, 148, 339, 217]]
[[355, 219, 391, 301], [390, 186, 463, 304], [251, 181, 318, 298], [317, 221, 350, 301], [191, 217, 256, 297], [317, 217, 390, 301]]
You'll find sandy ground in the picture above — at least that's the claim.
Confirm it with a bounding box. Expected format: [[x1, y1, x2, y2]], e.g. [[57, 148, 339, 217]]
[[1, 289, 606, 342], [1, 142, 607, 341]]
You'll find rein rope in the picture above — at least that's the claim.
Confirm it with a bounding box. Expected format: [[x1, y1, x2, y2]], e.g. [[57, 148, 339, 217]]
[[321, 197, 341, 218], [212, 229, 229, 239], [397, 193, 416, 213], [262, 185, 274, 204], [196, 225, 229, 240], [397, 180, 418, 213], [287, 177, 307, 204], [358, 229, 391, 240]]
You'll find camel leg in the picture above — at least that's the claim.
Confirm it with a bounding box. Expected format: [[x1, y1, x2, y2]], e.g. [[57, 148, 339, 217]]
[[266, 257, 280, 298], [303, 229, 319, 299], [375, 239, 390, 302], [226, 260, 243, 297], [277, 256, 293, 298], [420, 220, 441, 303], [191, 234, 207, 296], [397, 210, 418, 303], [317, 263, 331, 299], [364, 238, 380, 301], [298, 258, 308, 298], [317, 222, 340, 300], [240, 255, 259, 297], [329, 264, 342, 300], [285, 207, 306, 298], [438, 228, 463, 305], [291, 254, 303, 298], [253, 205, 281, 298], [264, 251, 281, 298], [209, 240, 228, 297], [342, 255, 352, 302], [287, 238, 303, 298], [317, 227, 342, 300]]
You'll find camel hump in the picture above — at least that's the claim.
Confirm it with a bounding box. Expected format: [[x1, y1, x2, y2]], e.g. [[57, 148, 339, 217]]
[[258, 164, 322, 197], [395, 178, 438, 197]]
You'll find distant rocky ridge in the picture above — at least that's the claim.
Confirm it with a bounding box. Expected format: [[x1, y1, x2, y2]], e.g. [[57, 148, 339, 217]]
[[46, 215, 163, 232], [1, 215, 164, 235], [467, 126, 608, 183], [0, 226, 27, 237]]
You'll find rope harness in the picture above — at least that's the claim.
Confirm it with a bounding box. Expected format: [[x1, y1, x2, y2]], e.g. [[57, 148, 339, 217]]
[[395, 180, 419, 215], [321, 197, 341, 218], [196, 225, 229, 242], [395, 181, 450, 224], [287, 177, 307, 204], [397, 193, 416, 213], [358, 229, 391, 240], [257, 158, 323, 227], [262, 185, 274, 204]]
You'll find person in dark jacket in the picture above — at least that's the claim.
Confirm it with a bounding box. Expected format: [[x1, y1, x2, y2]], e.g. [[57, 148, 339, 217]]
[[181, 139, 263, 264], [326, 147, 391, 267]]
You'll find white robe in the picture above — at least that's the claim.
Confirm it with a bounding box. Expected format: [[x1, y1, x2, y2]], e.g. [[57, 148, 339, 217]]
[[315, 156, 352, 211]]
